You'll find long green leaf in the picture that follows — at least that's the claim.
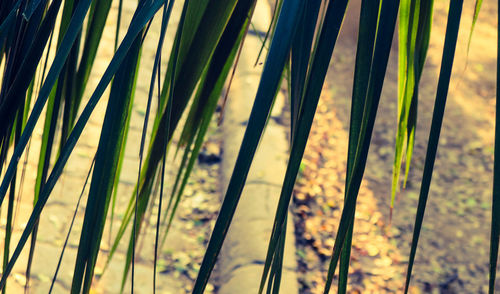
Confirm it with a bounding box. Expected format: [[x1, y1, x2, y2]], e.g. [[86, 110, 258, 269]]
[[49, 157, 95, 294], [393, 0, 434, 207], [0, 0, 86, 207], [0, 0, 21, 53], [392, 0, 419, 207], [289, 0, 321, 140], [0, 1, 165, 289], [193, 1, 304, 292], [0, 0, 59, 140], [108, 0, 244, 263], [339, 0, 380, 292], [490, 15, 500, 287], [404, 0, 434, 186], [259, 0, 349, 292], [323, 1, 400, 292], [68, 0, 113, 134], [70, 15, 144, 294], [162, 0, 254, 242], [489, 1, 499, 293], [118, 1, 173, 290], [404, 1, 464, 292], [466, 0, 483, 58], [2, 109, 22, 294]]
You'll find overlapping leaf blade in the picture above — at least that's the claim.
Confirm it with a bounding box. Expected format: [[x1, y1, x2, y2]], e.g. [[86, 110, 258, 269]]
[[339, 0, 380, 291], [193, 0, 305, 292], [0, 1, 165, 289], [69, 15, 143, 294], [259, 0, 349, 292], [324, 1, 400, 292], [392, 0, 434, 210], [404, 1, 464, 292]]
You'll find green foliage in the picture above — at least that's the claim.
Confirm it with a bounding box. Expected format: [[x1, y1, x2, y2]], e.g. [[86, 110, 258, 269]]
[[404, 0, 464, 292], [0, 0, 496, 293]]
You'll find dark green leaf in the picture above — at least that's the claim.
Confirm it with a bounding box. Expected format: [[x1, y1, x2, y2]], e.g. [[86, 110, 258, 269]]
[[404, 1, 464, 292]]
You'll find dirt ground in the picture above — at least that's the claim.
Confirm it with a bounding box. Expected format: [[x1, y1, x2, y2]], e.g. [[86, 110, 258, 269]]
[[293, 1, 500, 293]]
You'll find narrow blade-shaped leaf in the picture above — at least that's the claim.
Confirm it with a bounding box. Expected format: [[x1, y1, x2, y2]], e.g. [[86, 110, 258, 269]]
[[404, 1, 464, 292]]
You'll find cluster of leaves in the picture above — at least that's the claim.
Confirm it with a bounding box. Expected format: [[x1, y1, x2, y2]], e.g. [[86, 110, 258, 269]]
[[0, 0, 497, 294]]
